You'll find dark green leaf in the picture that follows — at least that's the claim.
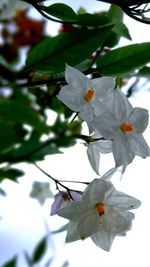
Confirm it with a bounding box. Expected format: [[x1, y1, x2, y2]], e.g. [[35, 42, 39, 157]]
[[31, 236, 47, 264], [0, 99, 49, 133], [1, 257, 17, 267], [0, 122, 24, 153], [137, 66, 150, 76], [104, 5, 131, 47], [0, 168, 24, 182], [25, 25, 113, 73], [96, 42, 150, 76], [77, 13, 111, 26], [44, 3, 78, 22]]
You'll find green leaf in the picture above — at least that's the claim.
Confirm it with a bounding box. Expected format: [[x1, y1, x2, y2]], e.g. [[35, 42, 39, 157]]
[[44, 3, 78, 22], [0, 122, 25, 153], [77, 13, 111, 26], [104, 5, 131, 47], [25, 25, 113, 73], [107, 4, 124, 23], [96, 42, 150, 76], [31, 236, 47, 264], [0, 99, 49, 133], [1, 257, 17, 267], [137, 66, 150, 77], [0, 168, 24, 182]]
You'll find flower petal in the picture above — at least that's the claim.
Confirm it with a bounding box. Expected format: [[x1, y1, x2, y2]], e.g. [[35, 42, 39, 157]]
[[65, 64, 90, 93], [57, 85, 84, 112], [106, 191, 141, 209], [66, 222, 81, 242], [110, 88, 133, 121], [128, 107, 149, 133], [128, 132, 150, 158], [87, 142, 101, 175], [78, 210, 102, 239], [92, 112, 119, 139], [112, 134, 134, 167], [91, 77, 115, 99], [57, 200, 88, 222], [103, 208, 133, 234], [91, 229, 116, 251], [83, 179, 115, 202]]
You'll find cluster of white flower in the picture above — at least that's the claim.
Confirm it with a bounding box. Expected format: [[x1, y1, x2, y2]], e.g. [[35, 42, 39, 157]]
[[52, 64, 150, 251]]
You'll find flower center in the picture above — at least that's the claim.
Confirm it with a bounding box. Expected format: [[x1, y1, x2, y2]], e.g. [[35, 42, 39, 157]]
[[95, 202, 105, 216], [120, 123, 134, 133], [84, 87, 95, 102]]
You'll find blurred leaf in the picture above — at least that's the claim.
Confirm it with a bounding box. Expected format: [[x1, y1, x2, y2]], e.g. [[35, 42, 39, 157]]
[[137, 66, 150, 77], [77, 13, 111, 26], [0, 187, 6, 196], [31, 235, 47, 264], [44, 3, 78, 22], [0, 99, 49, 133], [25, 25, 113, 73], [104, 5, 131, 47], [0, 168, 24, 182], [1, 257, 17, 267], [96, 42, 150, 76], [107, 4, 124, 23], [0, 122, 25, 153]]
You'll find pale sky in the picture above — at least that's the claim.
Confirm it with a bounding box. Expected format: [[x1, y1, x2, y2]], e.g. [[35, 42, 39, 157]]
[[0, 1, 150, 267]]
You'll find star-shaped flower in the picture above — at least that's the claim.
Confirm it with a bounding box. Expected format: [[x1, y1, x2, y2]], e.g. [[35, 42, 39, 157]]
[[30, 181, 53, 205], [91, 88, 150, 168], [57, 177, 141, 251], [57, 65, 115, 122]]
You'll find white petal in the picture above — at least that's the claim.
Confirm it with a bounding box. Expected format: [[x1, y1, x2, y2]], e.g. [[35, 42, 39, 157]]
[[110, 88, 133, 121], [83, 179, 115, 202], [101, 167, 117, 181], [57, 200, 88, 222], [92, 112, 118, 139], [112, 134, 134, 167], [103, 208, 133, 234], [78, 210, 102, 239], [65, 65, 90, 93], [106, 191, 141, 209], [87, 143, 100, 175], [57, 85, 84, 112], [91, 77, 115, 99], [91, 229, 116, 251], [66, 222, 81, 242], [128, 132, 150, 158], [128, 107, 149, 132]]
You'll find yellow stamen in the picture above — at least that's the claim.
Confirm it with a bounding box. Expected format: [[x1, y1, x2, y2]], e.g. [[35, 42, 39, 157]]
[[120, 123, 134, 133], [84, 87, 95, 102], [95, 202, 105, 216]]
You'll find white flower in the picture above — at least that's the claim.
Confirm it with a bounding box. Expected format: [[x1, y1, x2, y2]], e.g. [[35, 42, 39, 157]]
[[57, 65, 115, 122], [87, 131, 112, 175], [91, 88, 150, 168], [0, 0, 29, 19], [57, 177, 141, 251], [30, 181, 53, 205]]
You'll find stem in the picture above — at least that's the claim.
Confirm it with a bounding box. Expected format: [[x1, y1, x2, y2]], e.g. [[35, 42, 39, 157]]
[[32, 161, 75, 199]]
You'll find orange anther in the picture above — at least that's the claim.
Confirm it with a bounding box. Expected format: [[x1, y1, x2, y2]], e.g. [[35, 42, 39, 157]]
[[120, 123, 134, 133], [84, 87, 95, 102], [95, 202, 105, 216]]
